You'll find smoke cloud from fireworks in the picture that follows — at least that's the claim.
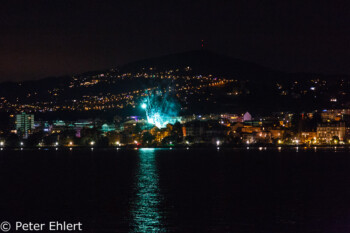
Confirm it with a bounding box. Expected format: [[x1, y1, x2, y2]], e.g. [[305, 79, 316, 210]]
[[141, 91, 181, 128]]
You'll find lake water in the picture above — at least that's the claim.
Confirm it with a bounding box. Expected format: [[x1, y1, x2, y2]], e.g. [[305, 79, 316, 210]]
[[0, 147, 350, 233]]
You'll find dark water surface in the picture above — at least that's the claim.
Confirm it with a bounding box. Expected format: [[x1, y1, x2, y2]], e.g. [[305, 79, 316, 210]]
[[0, 147, 350, 233]]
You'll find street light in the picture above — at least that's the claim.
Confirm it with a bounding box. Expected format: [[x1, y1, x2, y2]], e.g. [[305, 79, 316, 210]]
[[90, 141, 95, 146]]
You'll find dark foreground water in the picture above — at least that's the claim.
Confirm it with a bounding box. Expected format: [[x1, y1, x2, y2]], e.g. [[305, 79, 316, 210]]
[[0, 147, 350, 233]]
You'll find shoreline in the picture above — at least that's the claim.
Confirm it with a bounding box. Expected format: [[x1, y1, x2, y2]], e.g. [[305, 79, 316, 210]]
[[0, 145, 348, 150]]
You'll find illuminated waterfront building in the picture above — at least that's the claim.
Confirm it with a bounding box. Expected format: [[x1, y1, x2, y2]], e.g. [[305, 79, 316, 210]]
[[317, 122, 346, 143], [16, 112, 35, 138], [101, 123, 116, 133], [243, 112, 252, 122], [300, 131, 317, 143]]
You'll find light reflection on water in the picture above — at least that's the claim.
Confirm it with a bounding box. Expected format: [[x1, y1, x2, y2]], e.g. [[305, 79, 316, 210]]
[[130, 148, 165, 232]]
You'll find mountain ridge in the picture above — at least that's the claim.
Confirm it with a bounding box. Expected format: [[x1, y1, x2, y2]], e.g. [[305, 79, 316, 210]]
[[1, 49, 349, 85]]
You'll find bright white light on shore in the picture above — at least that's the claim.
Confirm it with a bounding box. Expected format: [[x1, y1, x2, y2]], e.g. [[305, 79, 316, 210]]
[[69, 141, 73, 146], [20, 142, 24, 146], [55, 142, 59, 146], [90, 141, 95, 146], [216, 140, 220, 146], [0, 141, 4, 146], [141, 103, 147, 109]]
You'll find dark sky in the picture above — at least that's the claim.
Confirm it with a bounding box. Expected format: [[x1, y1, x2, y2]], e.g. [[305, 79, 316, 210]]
[[1, 0, 350, 81]]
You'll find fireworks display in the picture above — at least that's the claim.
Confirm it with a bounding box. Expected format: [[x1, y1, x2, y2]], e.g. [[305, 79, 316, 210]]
[[141, 91, 181, 128]]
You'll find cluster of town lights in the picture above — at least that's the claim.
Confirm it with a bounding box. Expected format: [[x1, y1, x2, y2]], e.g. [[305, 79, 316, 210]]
[[0, 138, 346, 148]]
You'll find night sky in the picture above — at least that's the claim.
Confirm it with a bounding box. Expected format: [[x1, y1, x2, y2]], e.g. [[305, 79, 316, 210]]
[[1, 0, 350, 81]]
